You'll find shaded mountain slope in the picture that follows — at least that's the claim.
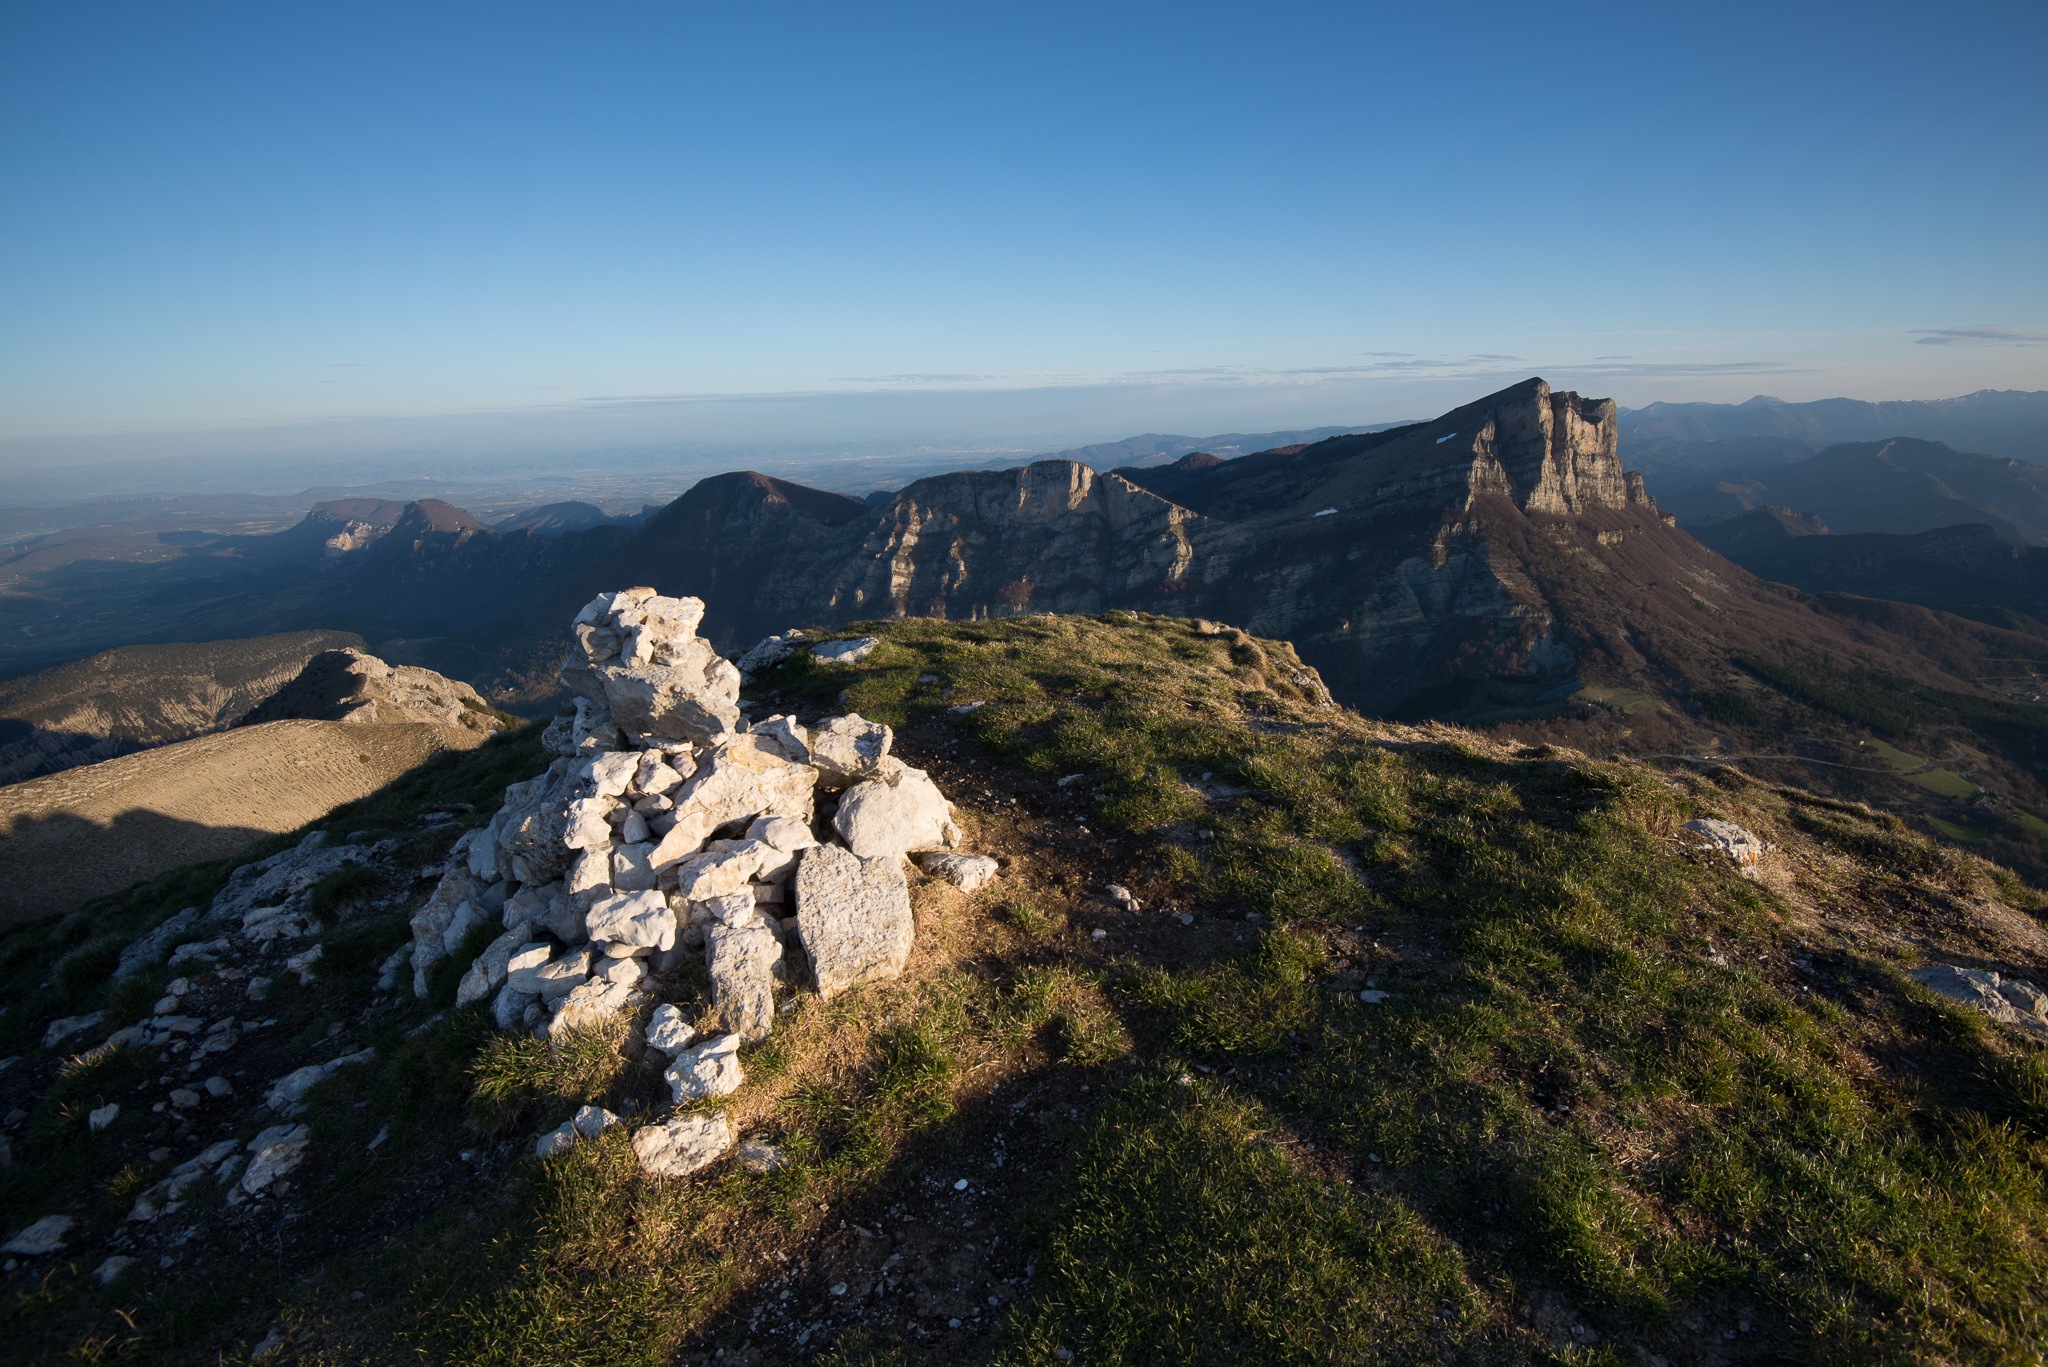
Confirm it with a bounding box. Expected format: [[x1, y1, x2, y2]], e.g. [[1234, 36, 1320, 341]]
[[0, 717, 487, 921], [1660, 438, 2048, 542], [0, 630, 366, 784], [1692, 518, 2048, 625], [1688, 505, 1832, 552]]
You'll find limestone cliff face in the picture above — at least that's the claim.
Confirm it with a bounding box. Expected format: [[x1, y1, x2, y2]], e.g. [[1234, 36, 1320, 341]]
[[821, 462, 1203, 620], [768, 378, 1652, 711]]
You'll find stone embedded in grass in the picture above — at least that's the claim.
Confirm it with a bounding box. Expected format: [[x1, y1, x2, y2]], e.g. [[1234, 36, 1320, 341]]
[[1910, 964, 2048, 1036], [264, 1049, 374, 1116], [94, 1255, 136, 1285], [40, 1012, 103, 1050], [633, 1110, 733, 1178], [737, 1138, 784, 1173], [810, 637, 880, 666], [88, 1102, 119, 1131], [241, 1124, 311, 1194], [1679, 818, 1768, 866], [665, 1033, 744, 1103], [572, 1104, 621, 1139], [833, 766, 959, 860], [794, 844, 914, 998], [920, 852, 998, 893], [536, 1121, 577, 1159], [1, 1214, 72, 1255]]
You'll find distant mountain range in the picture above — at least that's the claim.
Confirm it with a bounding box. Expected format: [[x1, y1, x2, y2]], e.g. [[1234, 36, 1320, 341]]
[[1618, 388, 2048, 492], [1659, 437, 2048, 543], [494, 500, 656, 536]]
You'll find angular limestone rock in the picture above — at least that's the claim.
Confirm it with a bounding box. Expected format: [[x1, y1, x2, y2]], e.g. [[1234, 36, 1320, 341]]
[[648, 808, 715, 871], [1, 1214, 73, 1256], [563, 797, 616, 851], [611, 841, 659, 891], [811, 637, 880, 665], [528, 946, 590, 1001], [409, 867, 483, 996], [493, 981, 540, 1030], [242, 1124, 311, 1194], [748, 714, 810, 763], [584, 890, 676, 951], [1911, 964, 2048, 1036], [644, 1002, 696, 1058], [1679, 818, 1768, 866], [548, 979, 632, 1041], [456, 925, 535, 1007], [919, 851, 999, 893], [633, 1110, 732, 1178], [808, 714, 894, 787], [705, 918, 782, 1042], [665, 1033, 745, 1103], [587, 750, 641, 798], [673, 735, 818, 831], [596, 640, 741, 747], [834, 765, 958, 860], [794, 844, 914, 998], [673, 841, 772, 900]]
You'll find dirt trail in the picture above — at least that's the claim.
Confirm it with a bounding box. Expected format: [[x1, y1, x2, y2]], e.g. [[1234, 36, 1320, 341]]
[[0, 718, 486, 924]]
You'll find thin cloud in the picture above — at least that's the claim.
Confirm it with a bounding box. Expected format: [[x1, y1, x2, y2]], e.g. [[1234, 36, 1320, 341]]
[[828, 373, 1005, 383], [1913, 324, 2048, 346], [1558, 359, 1808, 377]]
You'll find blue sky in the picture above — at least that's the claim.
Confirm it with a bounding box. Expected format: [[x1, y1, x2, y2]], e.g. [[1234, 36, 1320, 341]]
[[2, 0, 2044, 462]]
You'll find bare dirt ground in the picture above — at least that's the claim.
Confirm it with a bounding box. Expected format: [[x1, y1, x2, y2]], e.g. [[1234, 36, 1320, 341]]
[[0, 719, 489, 924]]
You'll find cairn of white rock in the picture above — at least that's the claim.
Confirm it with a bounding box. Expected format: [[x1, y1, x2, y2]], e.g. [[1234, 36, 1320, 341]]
[[405, 588, 974, 1176]]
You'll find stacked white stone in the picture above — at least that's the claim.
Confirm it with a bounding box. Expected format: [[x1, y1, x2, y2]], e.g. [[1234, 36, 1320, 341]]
[[405, 588, 976, 1179]]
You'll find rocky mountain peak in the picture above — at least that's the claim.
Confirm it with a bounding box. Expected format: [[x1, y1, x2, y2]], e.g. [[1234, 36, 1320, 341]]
[[1424, 378, 1636, 516]]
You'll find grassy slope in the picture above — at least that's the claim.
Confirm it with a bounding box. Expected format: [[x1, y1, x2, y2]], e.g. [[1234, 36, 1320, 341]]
[[3, 614, 2046, 1365]]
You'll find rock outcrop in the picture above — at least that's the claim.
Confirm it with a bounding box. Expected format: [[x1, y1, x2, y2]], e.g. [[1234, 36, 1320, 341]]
[[237, 649, 506, 731]]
